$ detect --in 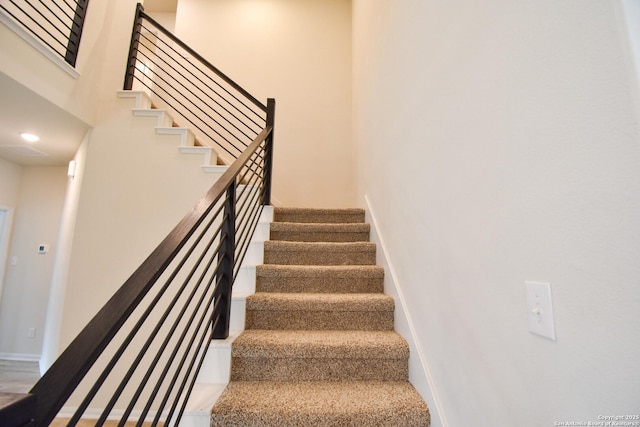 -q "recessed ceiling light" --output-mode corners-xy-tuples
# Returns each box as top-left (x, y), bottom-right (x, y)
(20, 132), (40, 142)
